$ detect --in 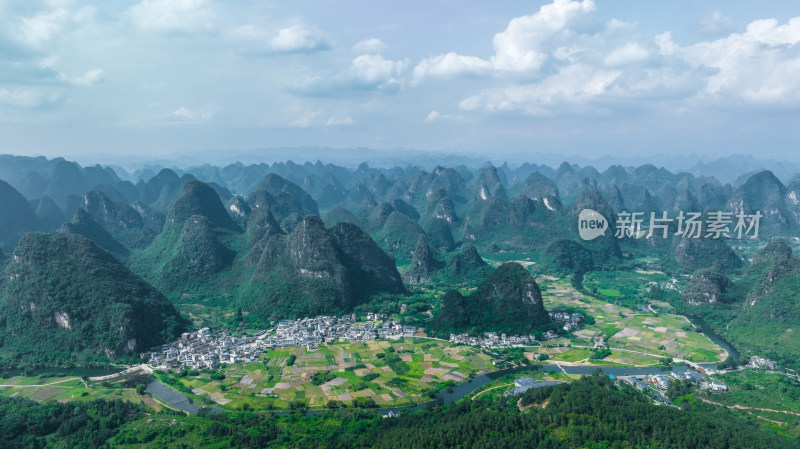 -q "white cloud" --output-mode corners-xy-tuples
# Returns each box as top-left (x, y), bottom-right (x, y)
(654, 32), (679, 56)
(745, 17), (800, 46)
(72, 69), (104, 86)
(18, 7), (70, 47)
(128, 0), (214, 33)
(38, 55), (61, 69)
(460, 64), (620, 114)
(349, 53), (406, 86)
(11, 1), (95, 48)
(0, 87), (64, 108)
(410, 2), (800, 115)
(411, 0), (596, 84)
(679, 17), (800, 102)
(490, 0), (596, 72)
(606, 18), (635, 30)
(289, 53), (407, 96)
(552, 46), (584, 62)
(412, 52), (492, 83)
(269, 24), (331, 53)
(699, 10), (735, 37)
(352, 38), (385, 53)
(603, 43), (649, 66)
(325, 116), (356, 126)
(172, 105), (216, 120)
(424, 110), (441, 123)
(229, 24), (269, 40)
(289, 110), (320, 128)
